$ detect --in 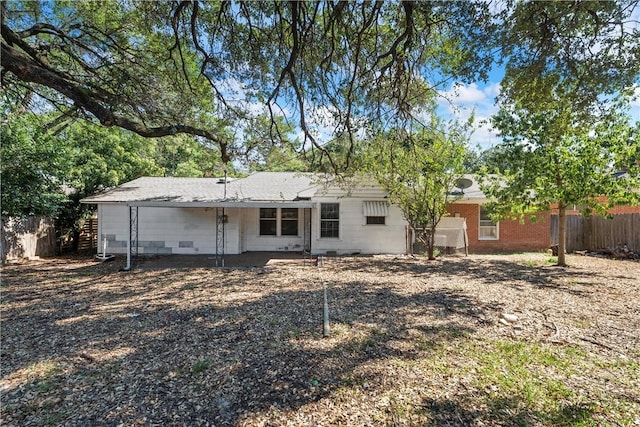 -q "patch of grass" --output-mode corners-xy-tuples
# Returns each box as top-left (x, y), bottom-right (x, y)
(190, 359), (210, 375)
(36, 379), (55, 393)
(286, 326), (303, 339)
(475, 341), (574, 399)
(24, 360), (62, 382)
(468, 340), (617, 425)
